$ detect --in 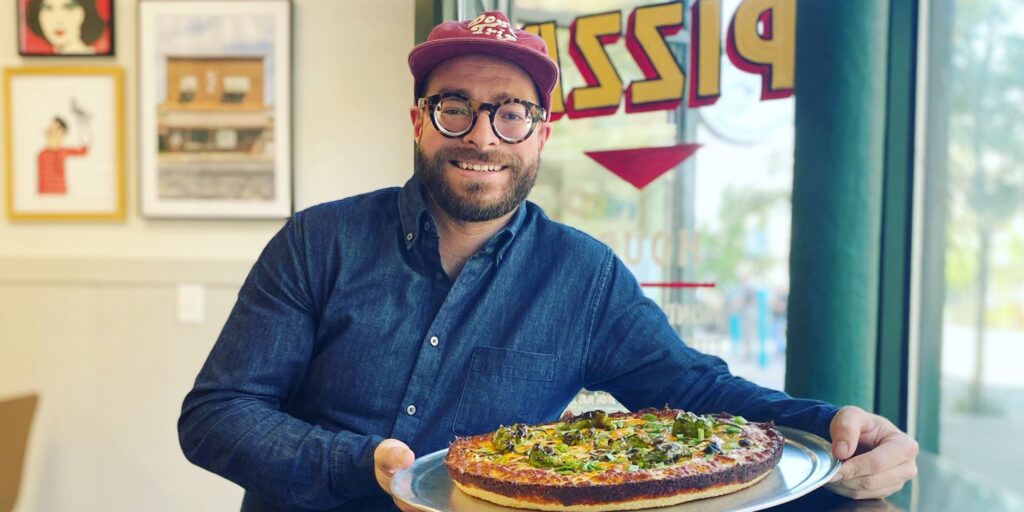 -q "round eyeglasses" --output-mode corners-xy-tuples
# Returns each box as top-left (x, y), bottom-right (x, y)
(417, 93), (547, 144)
